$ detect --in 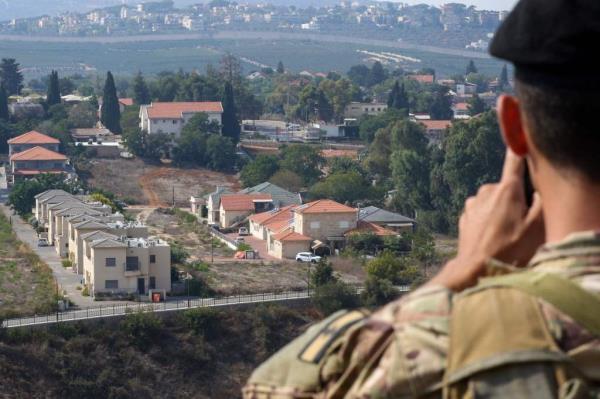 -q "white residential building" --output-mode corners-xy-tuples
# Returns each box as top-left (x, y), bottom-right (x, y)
(139, 102), (223, 137)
